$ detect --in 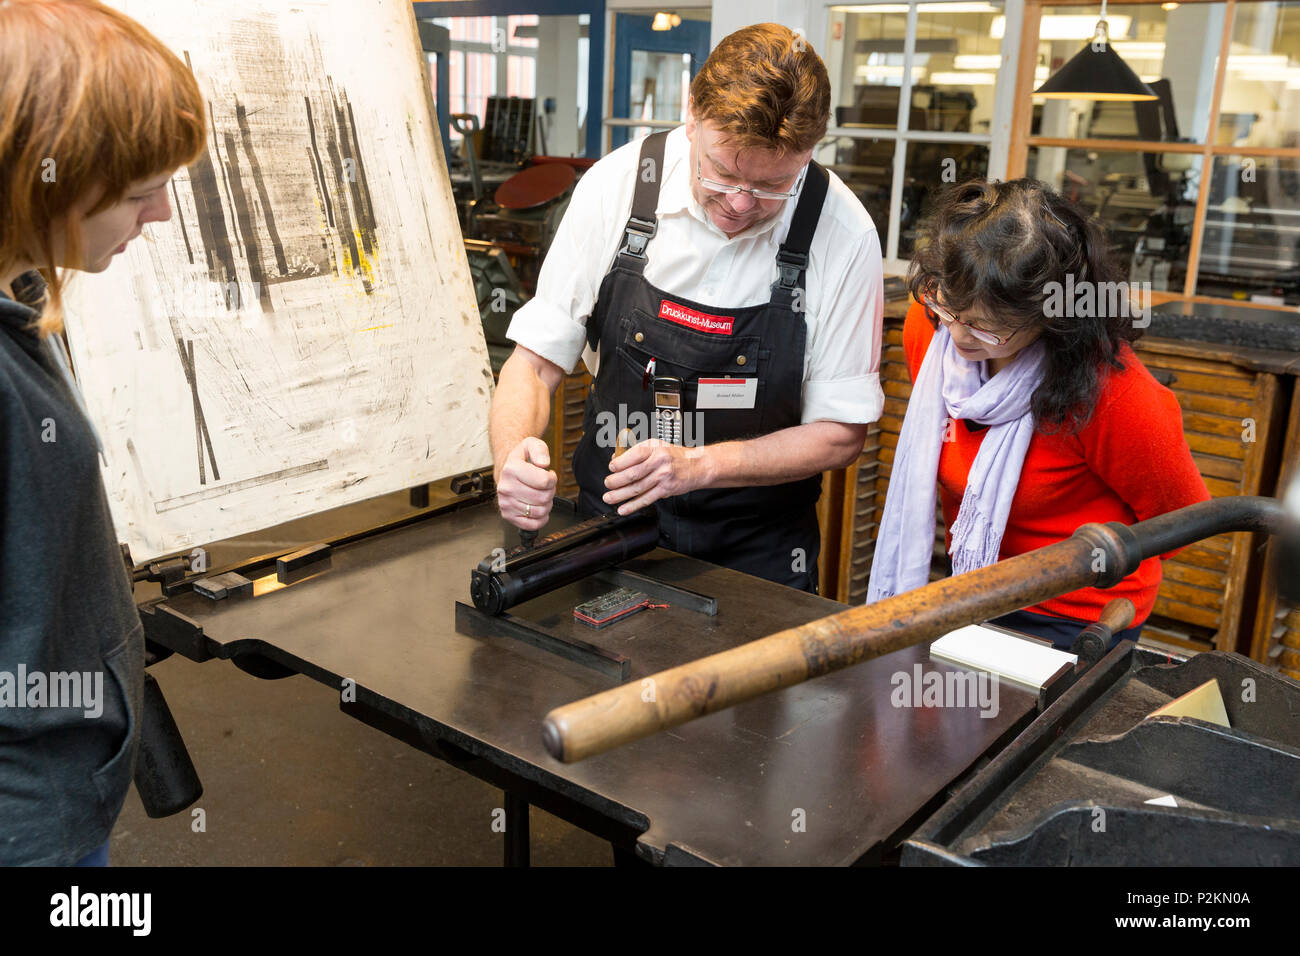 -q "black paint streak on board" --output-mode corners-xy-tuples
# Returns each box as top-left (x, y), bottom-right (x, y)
(321, 97), (368, 294)
(235, 103), (288, 277)
(306, 146), (328, 218)
(189, 340), (204, 484)
(172, 331), (220, 484)
(182, 56), (237, 297)
(222, 132), (274, 313)
(171, 178), (194, 265)
(319, 235), (339, 280)
(304, 98), (336, 230)
(345, 97), (377, 233)
(213, 113), (243, 254)
(155, 459), (328, 511)
(337, 94), (377, 257)
(303, 148), (339, 278)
